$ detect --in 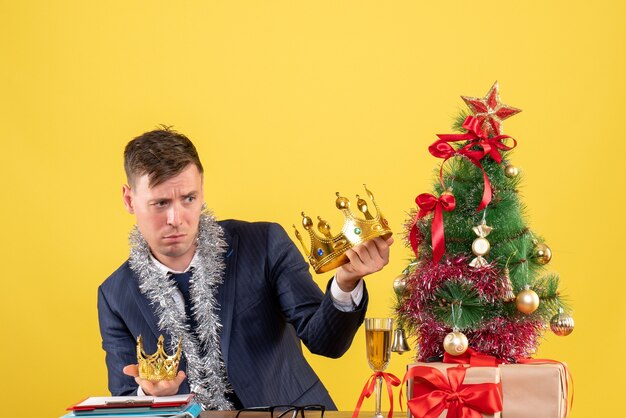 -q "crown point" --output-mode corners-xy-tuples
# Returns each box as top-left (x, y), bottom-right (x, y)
(293, 225), (309, 254)
(317, 217), (333, 239)
(336, 195), (350, 210)
(302, 214), (313, 230)
(356, 195), (374, 220)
